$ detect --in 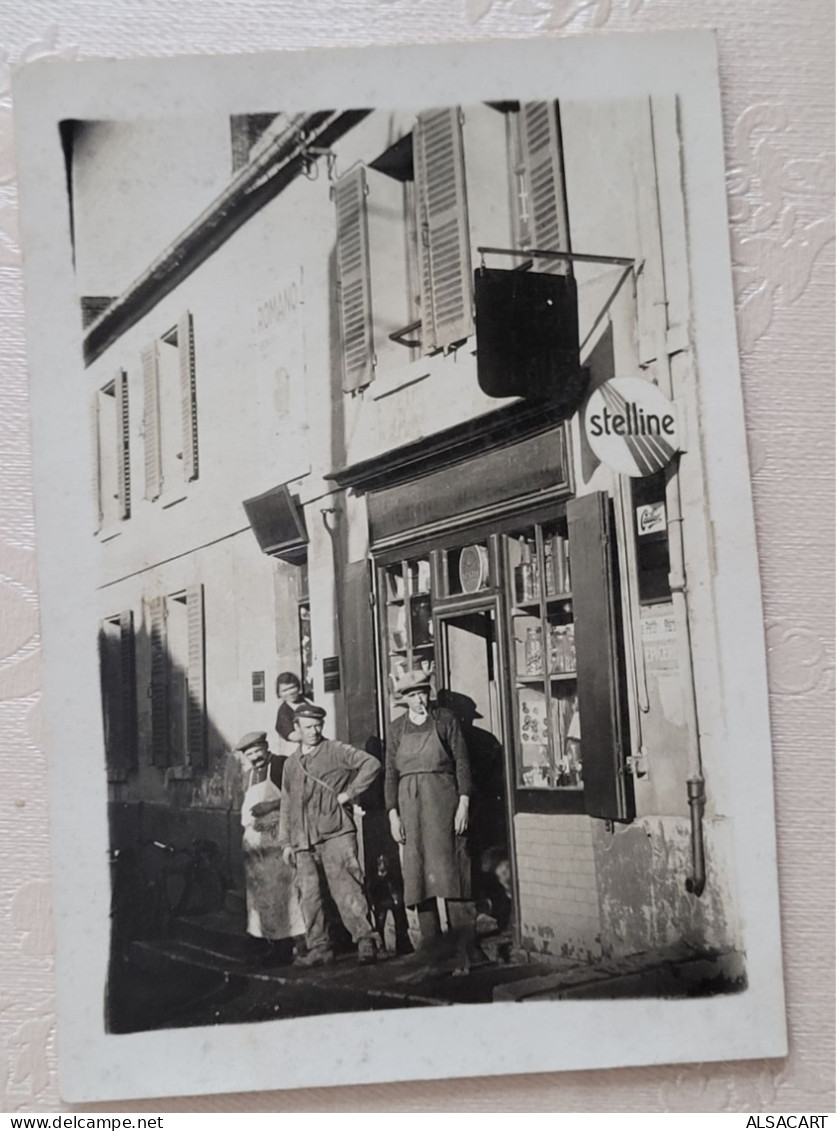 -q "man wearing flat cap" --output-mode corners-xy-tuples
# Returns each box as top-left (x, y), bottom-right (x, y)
(278, 703), (381, 966)
(235, 730), (304, 964)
